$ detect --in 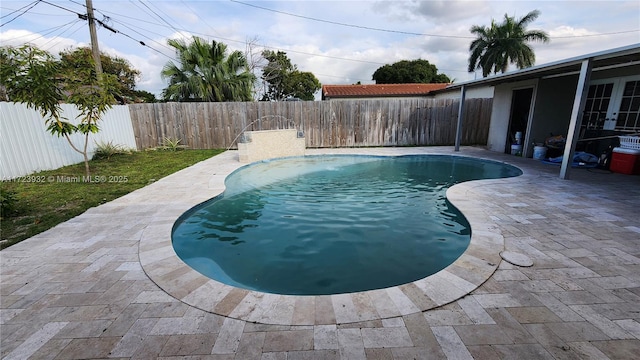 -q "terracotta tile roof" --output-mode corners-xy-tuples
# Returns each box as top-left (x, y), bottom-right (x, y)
(322, 83), (449, 99)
